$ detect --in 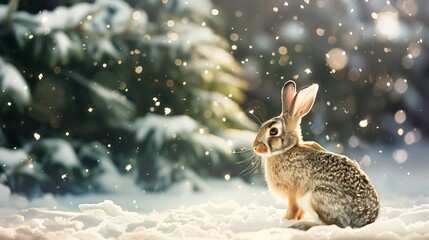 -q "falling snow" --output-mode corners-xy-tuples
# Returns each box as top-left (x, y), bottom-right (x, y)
(0, 0), (428, 239)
